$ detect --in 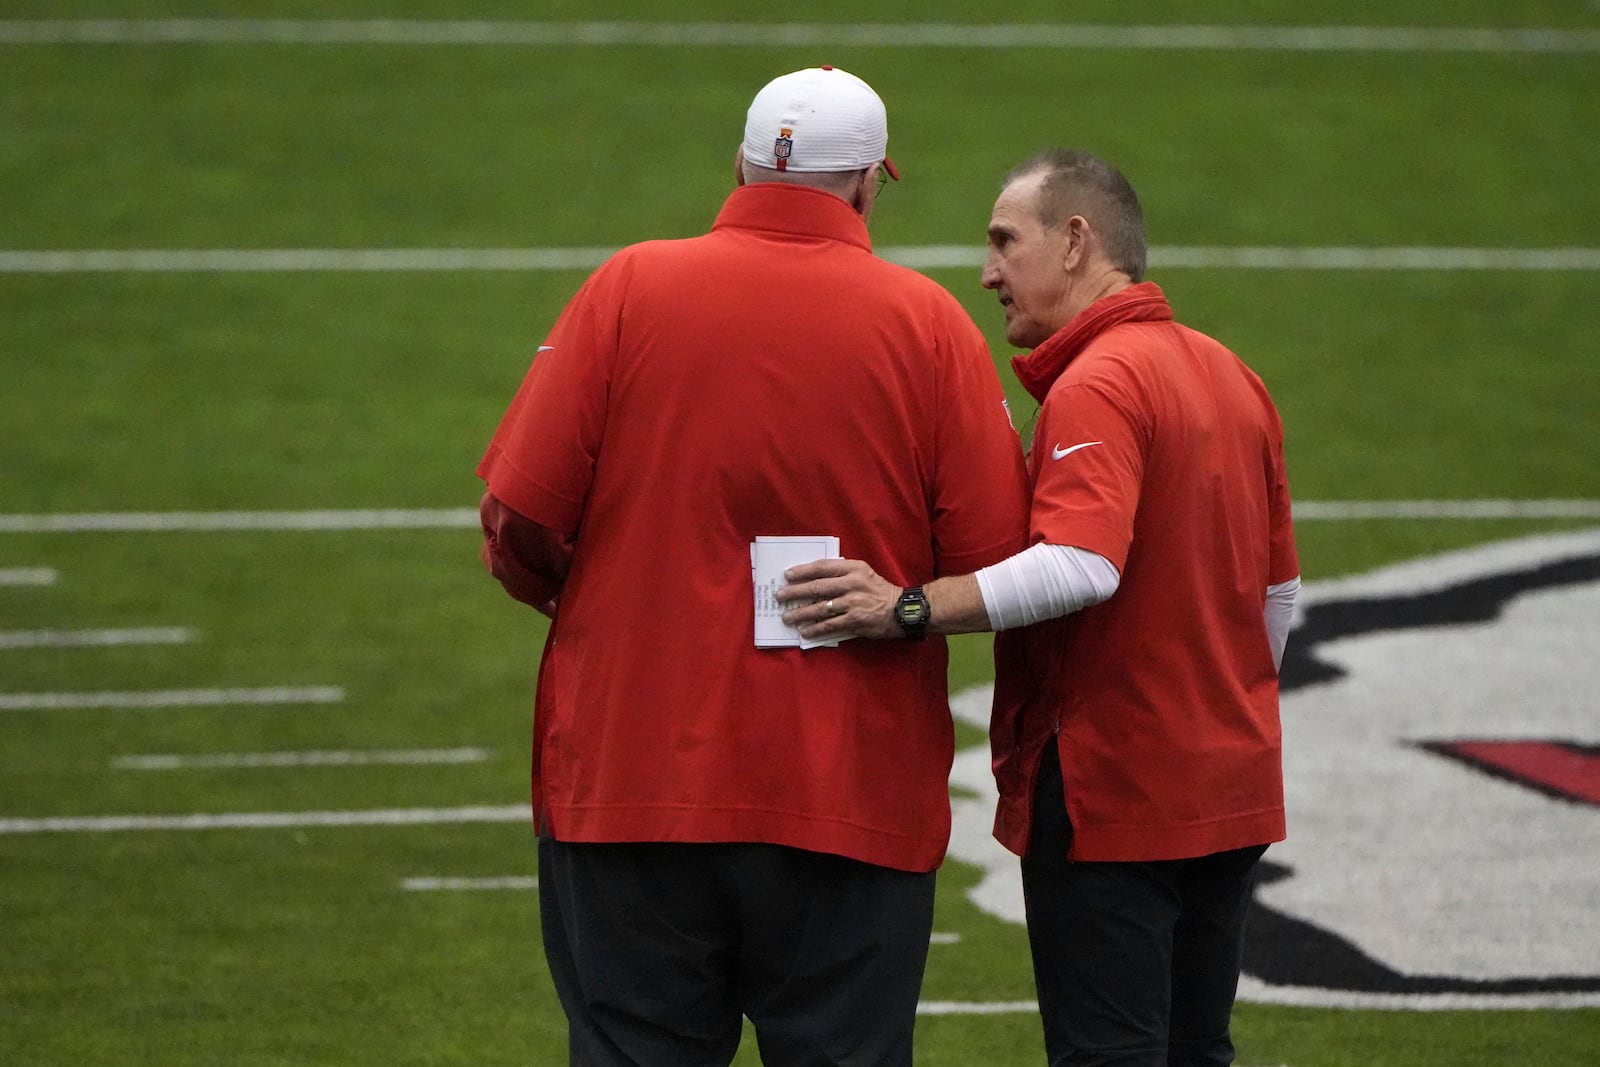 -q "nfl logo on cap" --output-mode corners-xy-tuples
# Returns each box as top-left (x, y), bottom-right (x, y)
(742, 66), (899, 181)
